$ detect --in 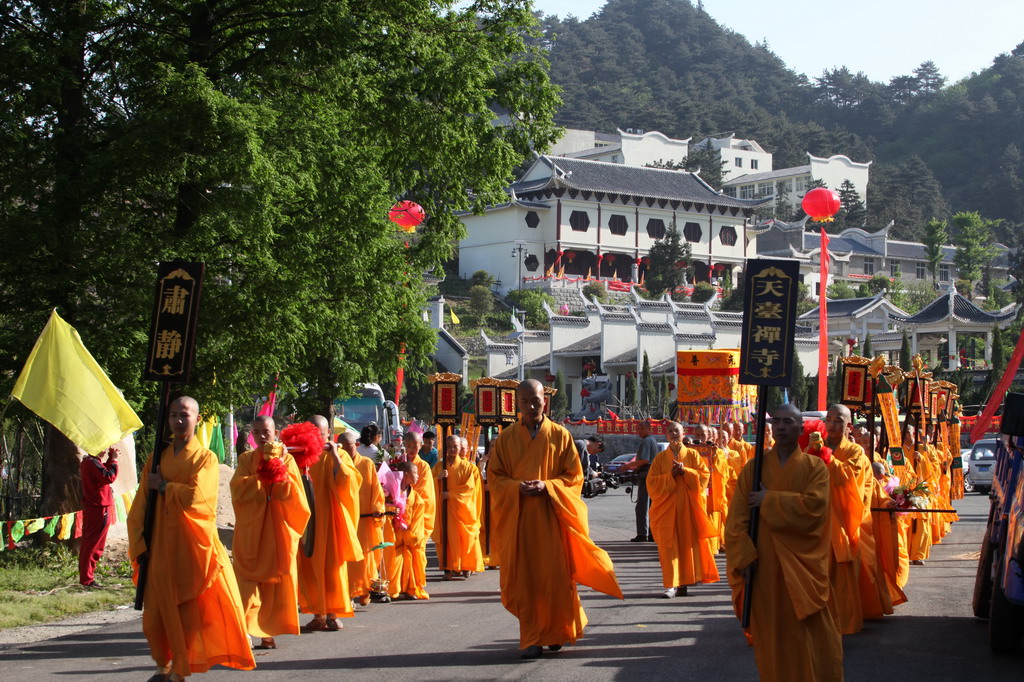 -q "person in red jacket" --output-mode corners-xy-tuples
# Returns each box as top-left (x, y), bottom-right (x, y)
(79, 446), (119, 586)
